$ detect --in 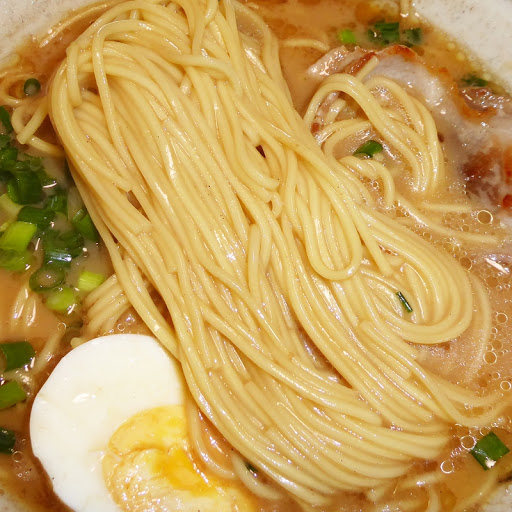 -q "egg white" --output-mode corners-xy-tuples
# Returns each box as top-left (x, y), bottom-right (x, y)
(29, 334), (184, 512)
